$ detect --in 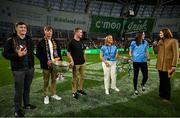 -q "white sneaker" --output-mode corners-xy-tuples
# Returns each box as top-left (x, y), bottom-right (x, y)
(51, 94), (62, 100)
(112, 87), (120, 92)
(56, 77), (60, 80)
(44, 96), (49, 104)
(60, 75), (64, 80)
(105, 89), (109, 95)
